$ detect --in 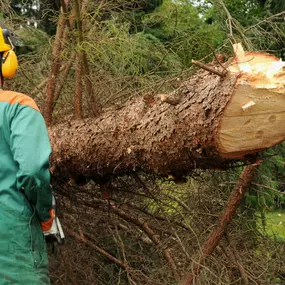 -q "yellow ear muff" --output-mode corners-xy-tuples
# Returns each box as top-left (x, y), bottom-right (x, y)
(2, 50), (18, 79)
